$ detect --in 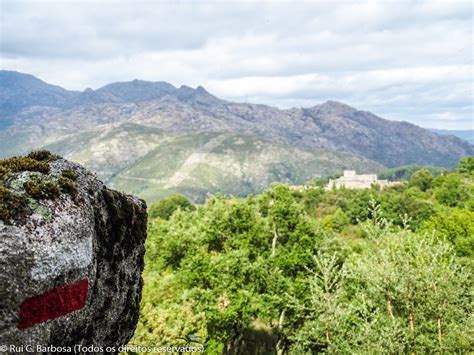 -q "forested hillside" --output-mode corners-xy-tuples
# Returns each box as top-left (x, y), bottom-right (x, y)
(130, 157), (473, 353)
